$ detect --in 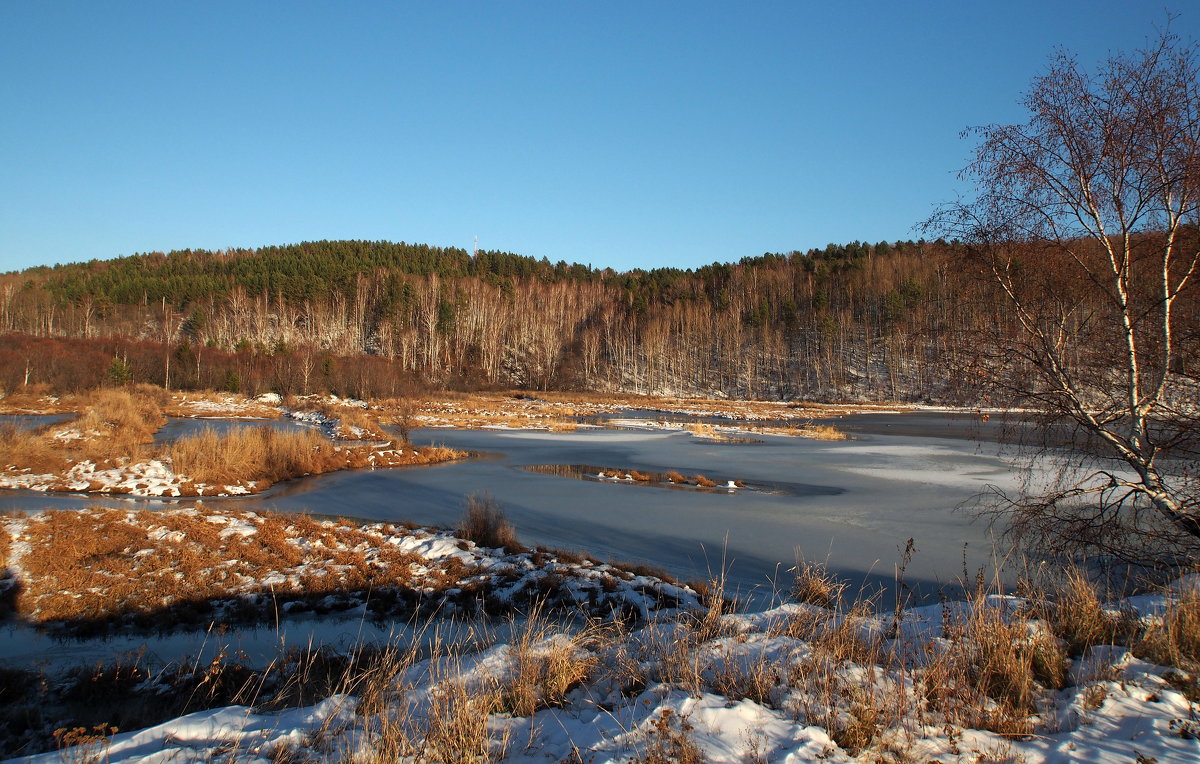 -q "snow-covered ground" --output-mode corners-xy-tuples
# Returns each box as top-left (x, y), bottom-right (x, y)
(7, 578), (1198, 764)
